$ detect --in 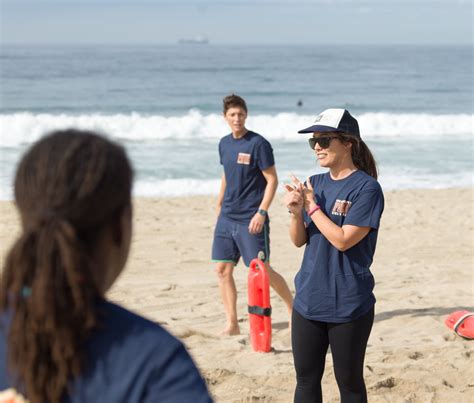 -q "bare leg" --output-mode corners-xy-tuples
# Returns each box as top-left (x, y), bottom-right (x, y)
(265, 262), (293, 316)
(215, 262), (240, 335)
